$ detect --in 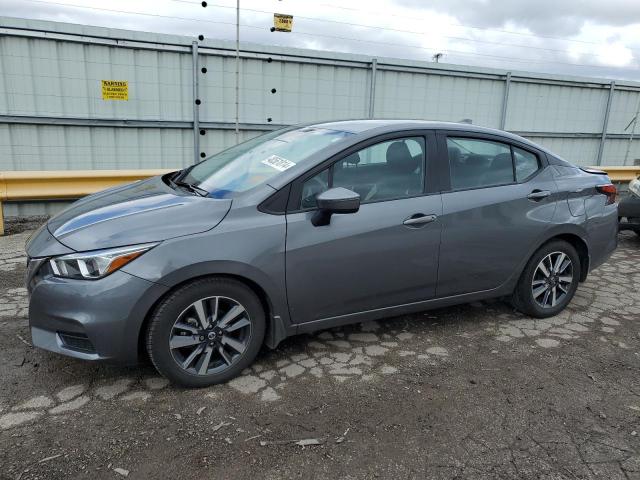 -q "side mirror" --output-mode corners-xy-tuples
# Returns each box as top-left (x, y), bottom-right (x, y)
(311, 187), (360, 226)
